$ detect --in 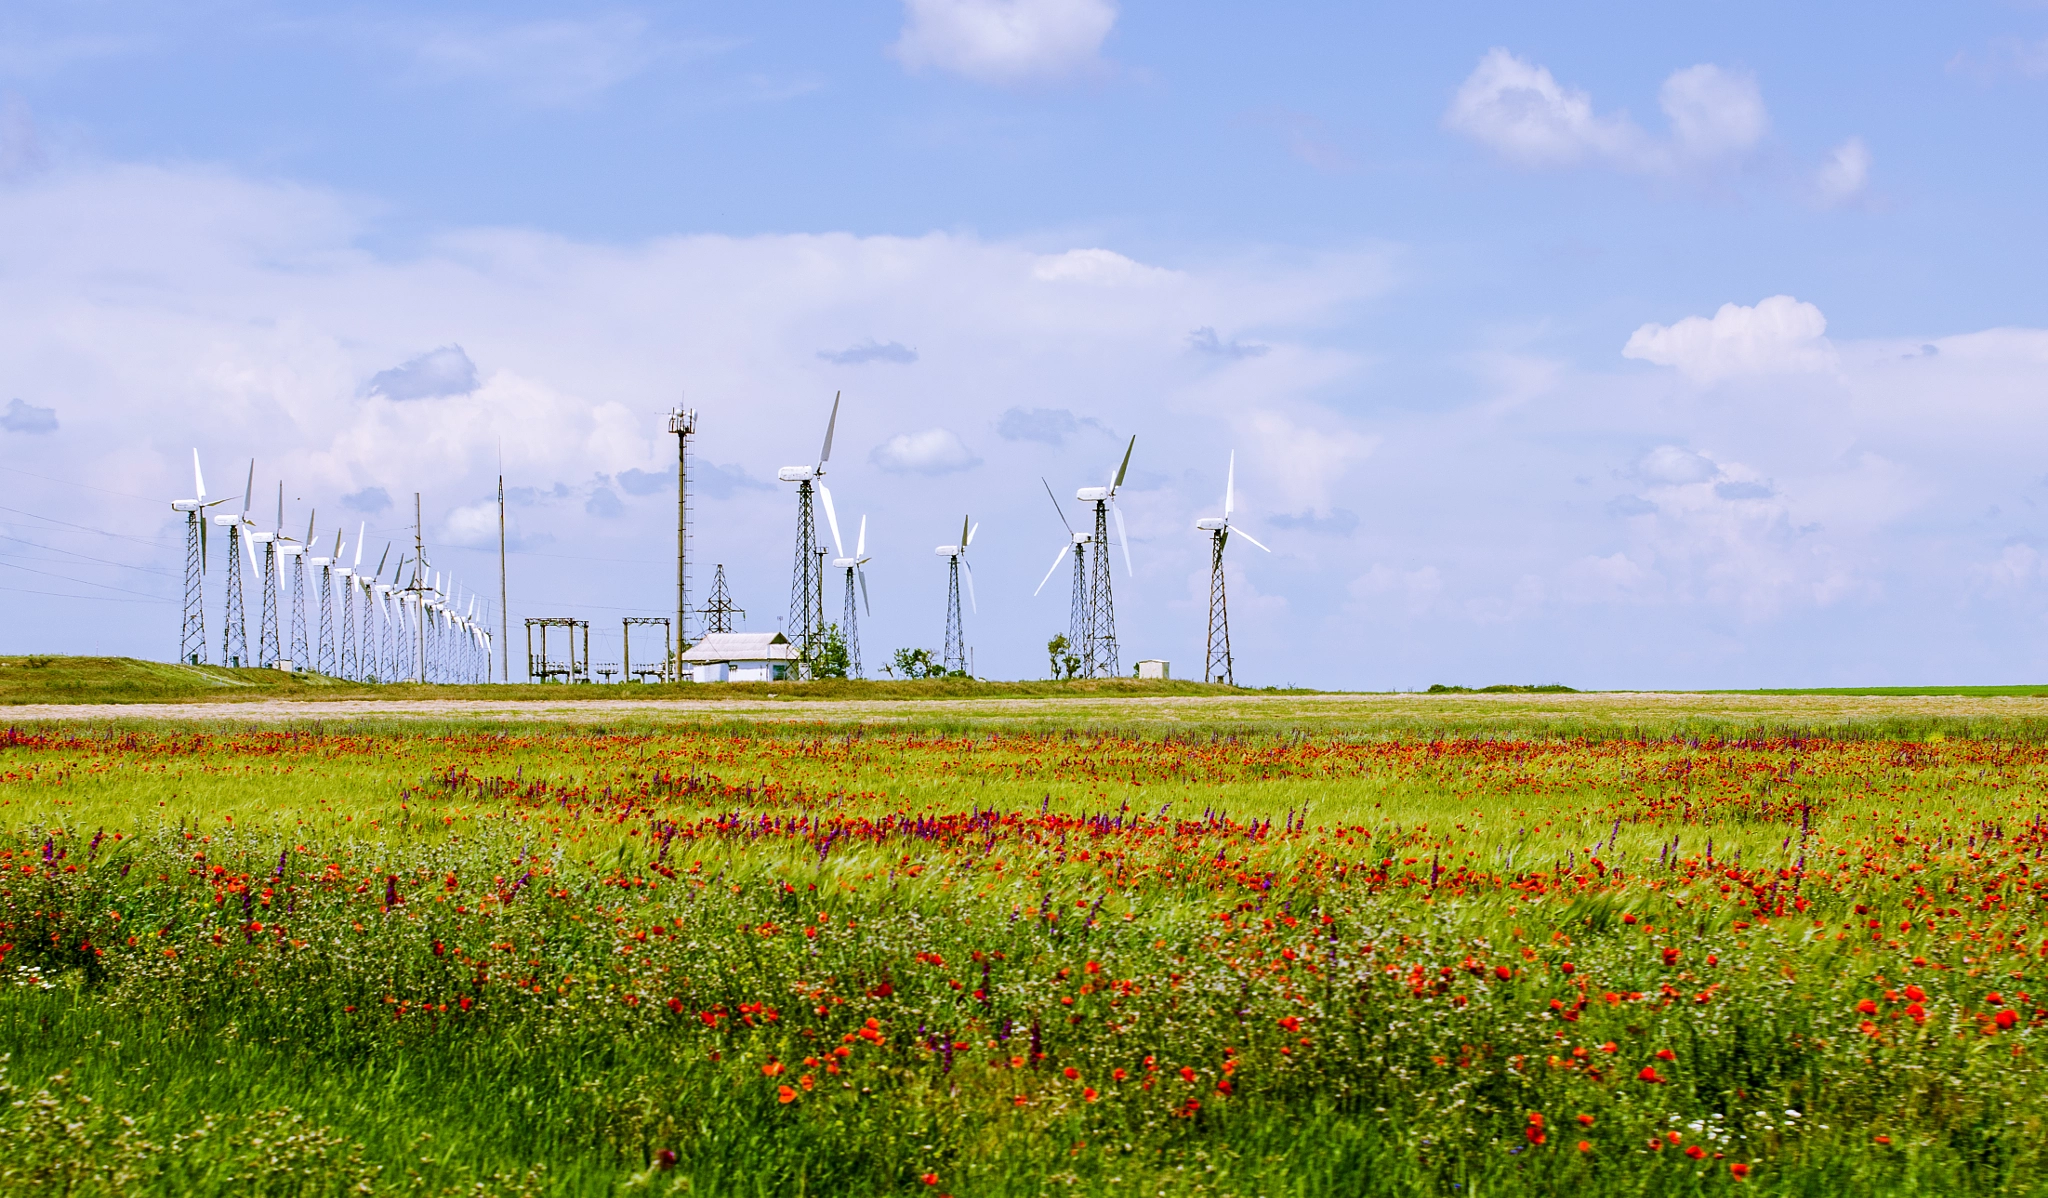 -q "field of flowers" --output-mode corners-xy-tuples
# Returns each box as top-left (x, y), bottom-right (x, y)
(5, 719), (2048, 1195)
